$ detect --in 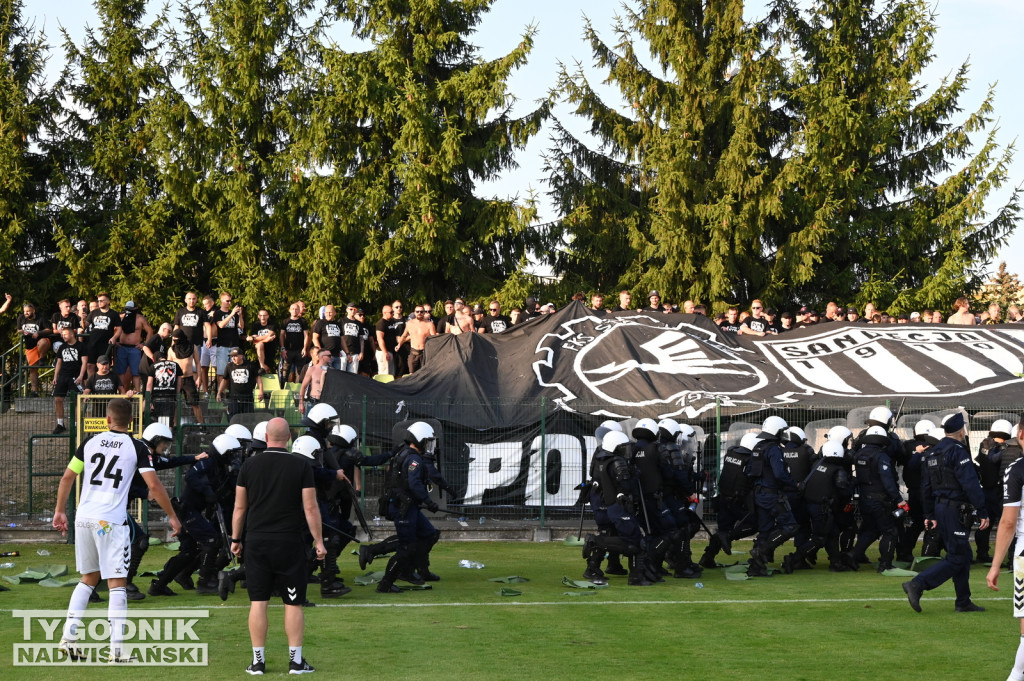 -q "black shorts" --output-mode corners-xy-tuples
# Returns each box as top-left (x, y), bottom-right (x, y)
(283, 350), (308, 368)
(244, 535), (308, 604)
(87, 341), (113, 364)
(182, 376), (199, 406)
(53, 373), (79, 398)
(152, 397), (176, 417)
